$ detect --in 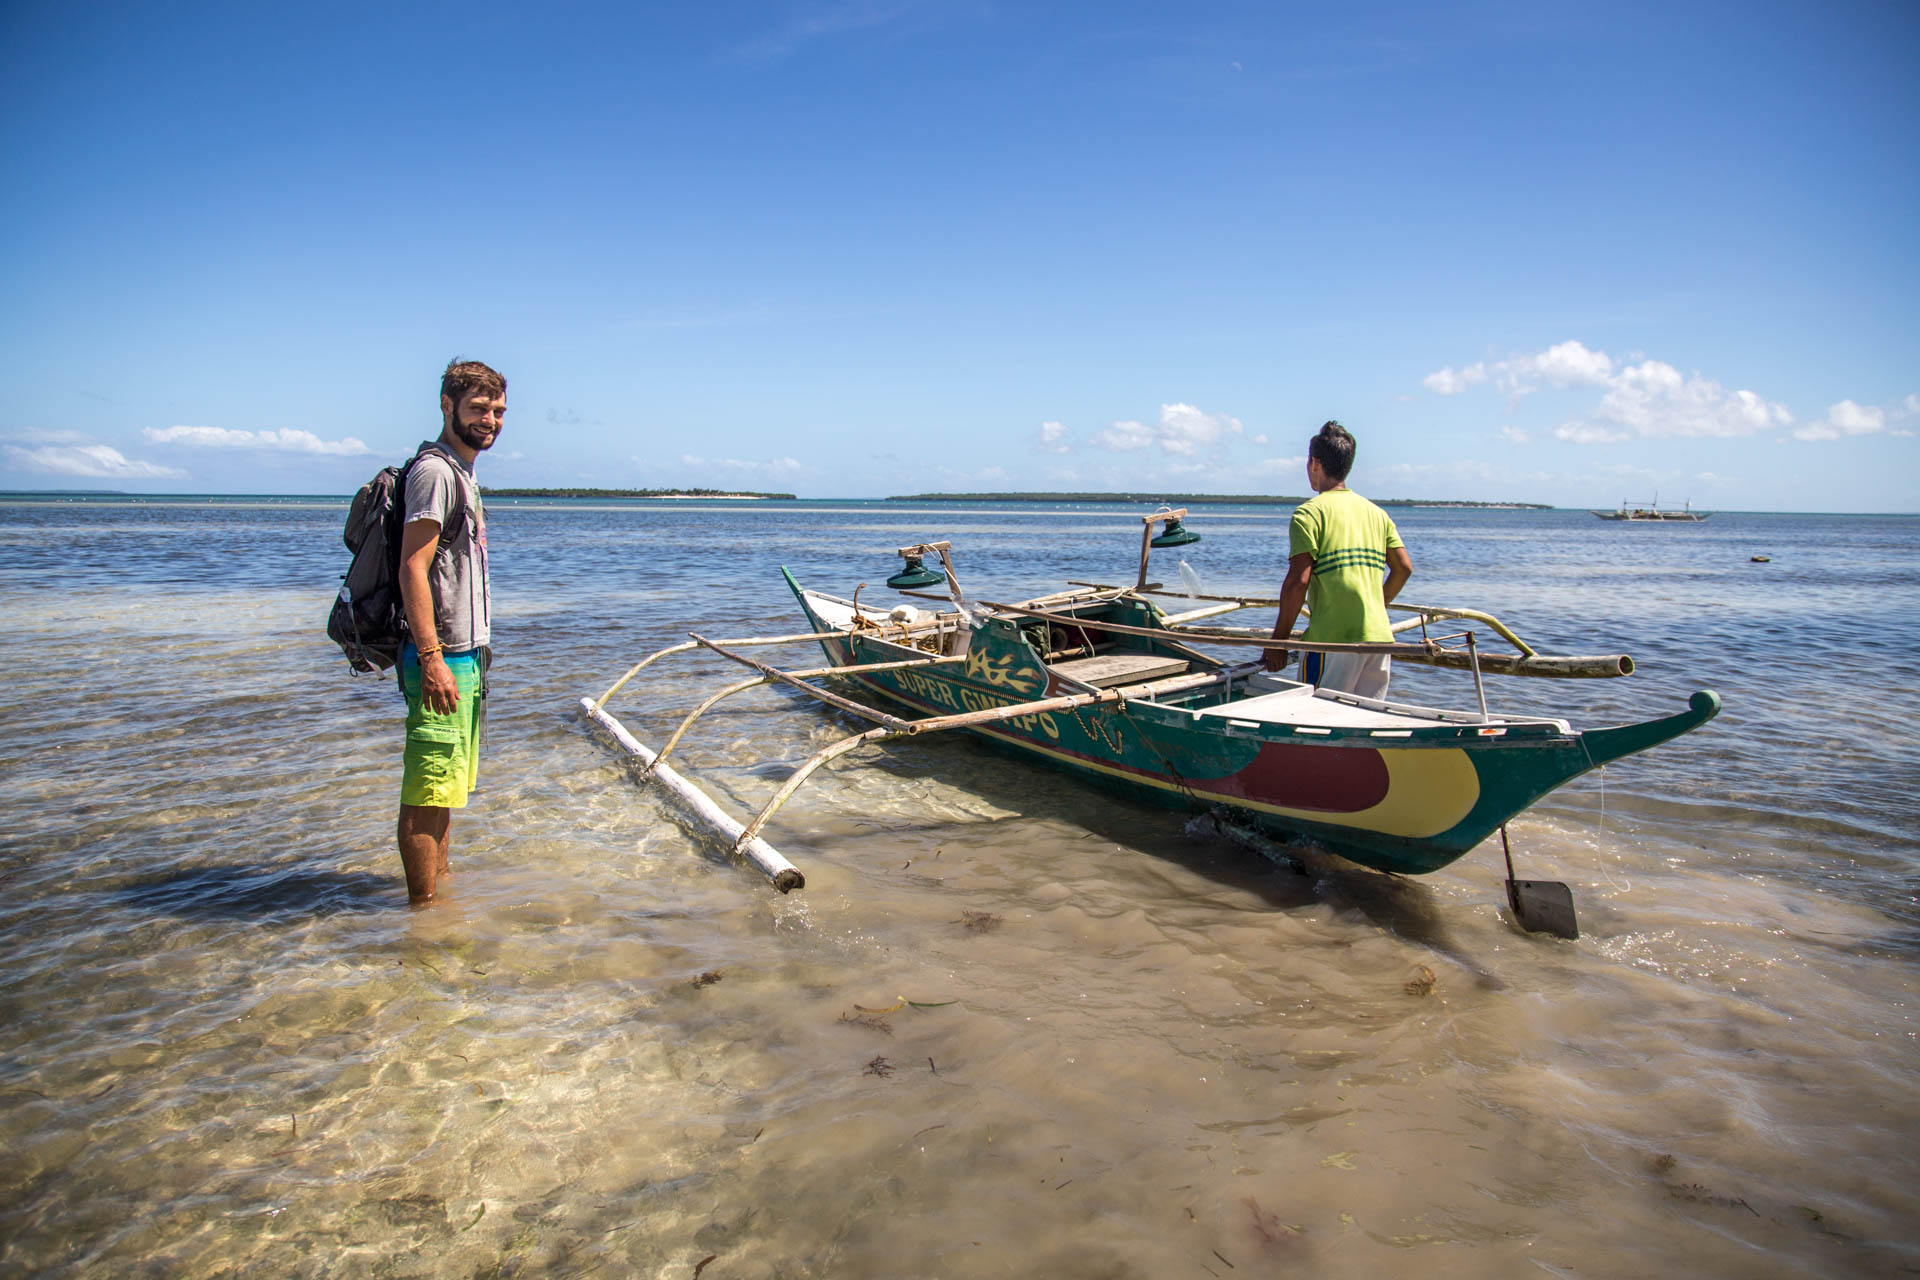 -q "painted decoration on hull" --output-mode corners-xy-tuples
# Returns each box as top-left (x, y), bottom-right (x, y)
(1198, 744), (1481, 840)
(965, 646), (1044, 696)
(1197, 739), (1389, 812)
(859, 658), (1484, 843)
